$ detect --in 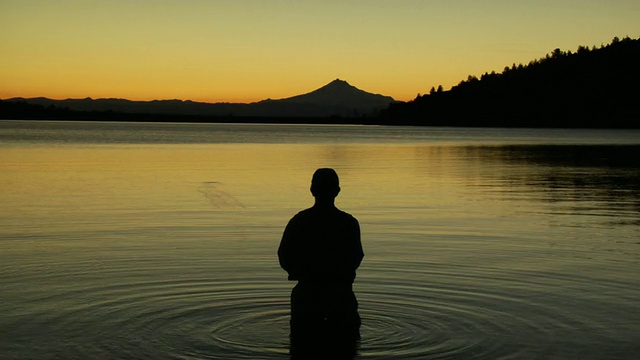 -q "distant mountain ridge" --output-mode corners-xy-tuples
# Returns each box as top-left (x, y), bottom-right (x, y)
(7, 37), (638, 128)
(6, 79), (395, 118)
(265, 79), (393, 107)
